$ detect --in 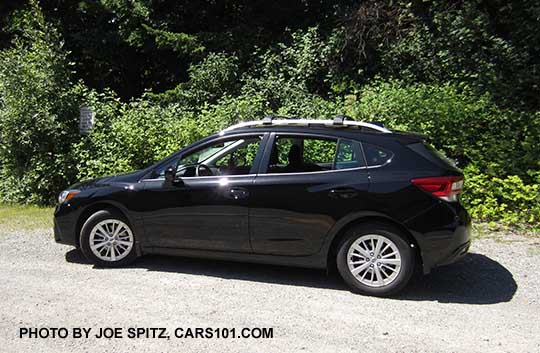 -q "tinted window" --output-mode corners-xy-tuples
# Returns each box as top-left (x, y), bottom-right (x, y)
(214, 139), (261, 171)
(267, 136), (336, 174)
(154, 137), (262, 178)
(179, 137), (262, 176)
(362, 143), (393, 167)
(304, 138), (337, 165)
(424, 144), (457, 167)
(267, 136), (364, 174)
(181, 140), (237, 165)
(336, 140), (365, 169)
